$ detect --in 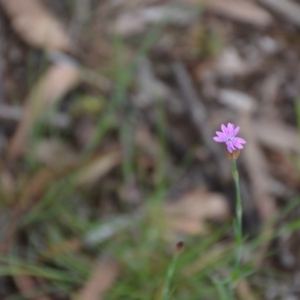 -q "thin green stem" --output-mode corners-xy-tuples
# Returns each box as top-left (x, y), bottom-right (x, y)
(212, 276), (233, 300)
(231, 159), (243, 284)
(162, 253), (179, 300)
